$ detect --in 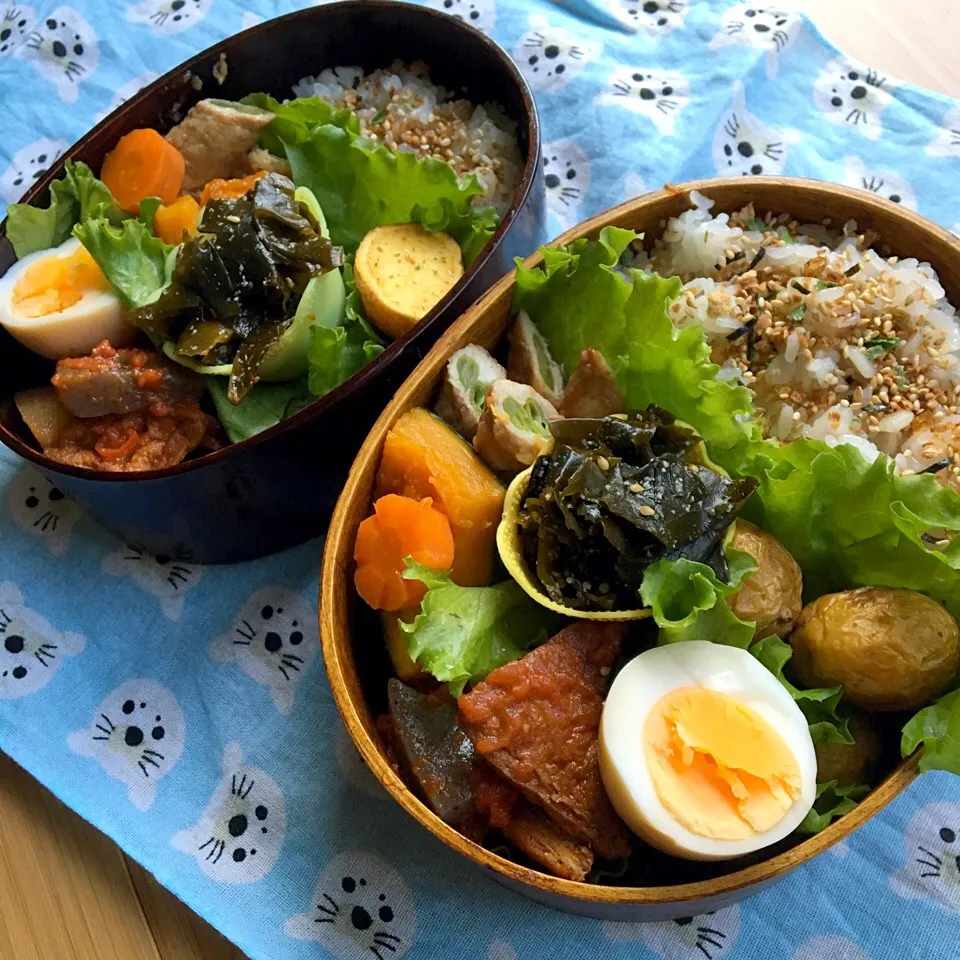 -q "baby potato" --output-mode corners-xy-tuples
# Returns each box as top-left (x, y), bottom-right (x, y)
(791, 587), (960, 712)
(814, 713), (880, 787)
(355, 224), (464, 340)
(727, 520), (803, 639)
